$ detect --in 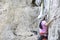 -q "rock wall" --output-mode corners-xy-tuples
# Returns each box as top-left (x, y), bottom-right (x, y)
(48, 0), (60, 40)
(0, 0), (60, 40)
(0, 0), (40, 40)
